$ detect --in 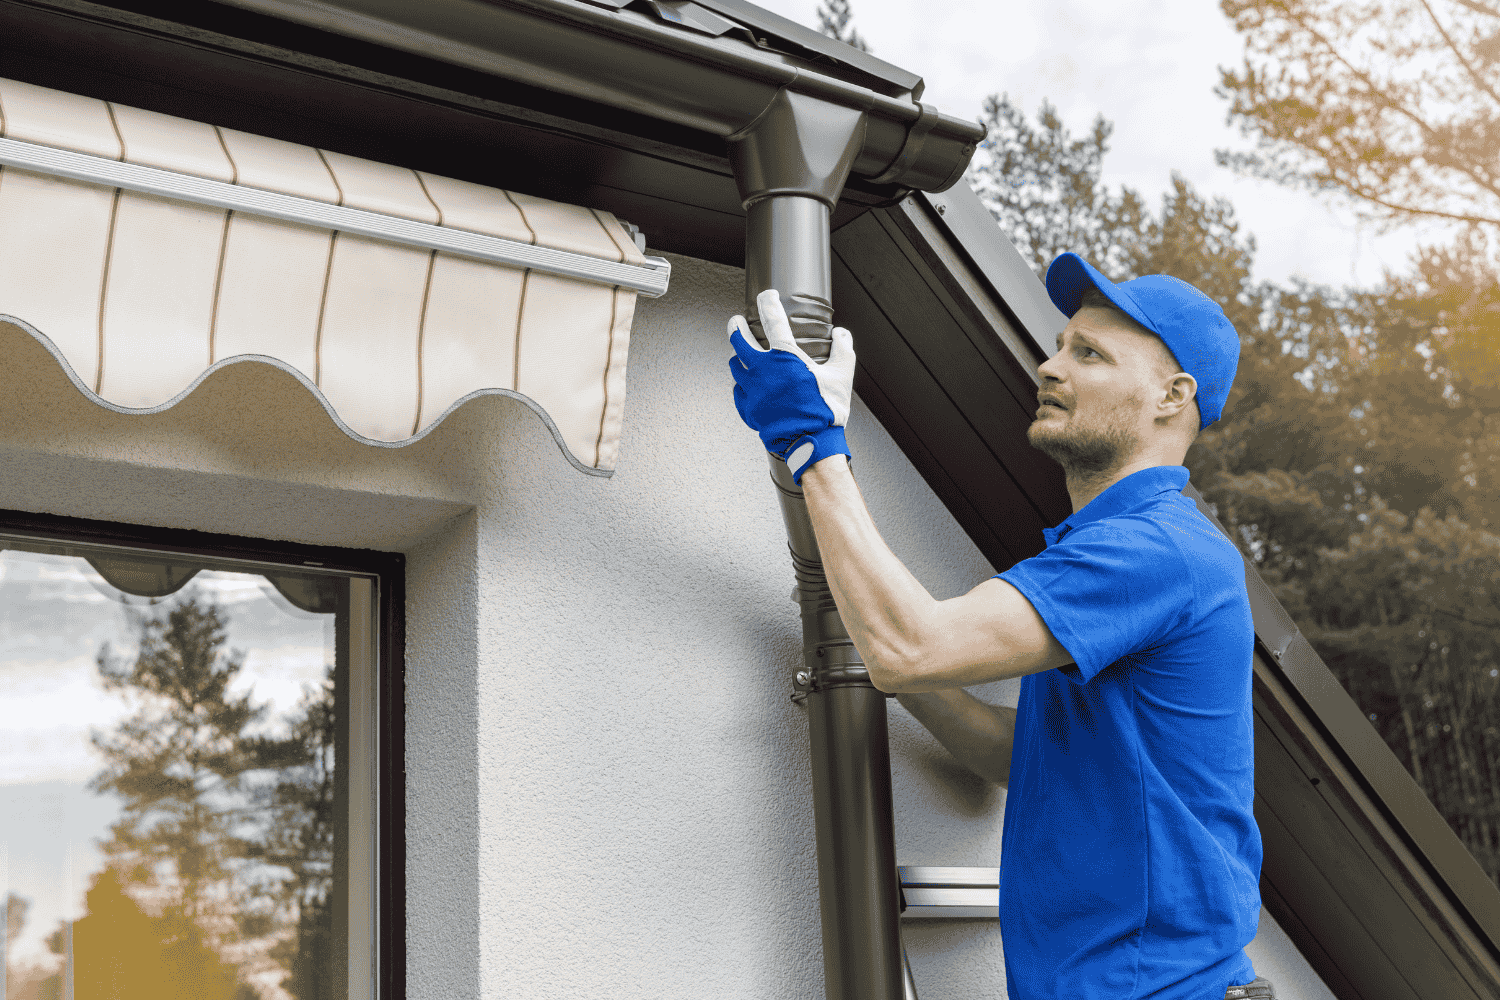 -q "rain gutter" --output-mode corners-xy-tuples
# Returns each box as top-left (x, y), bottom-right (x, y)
(209, 0), (984, 194)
